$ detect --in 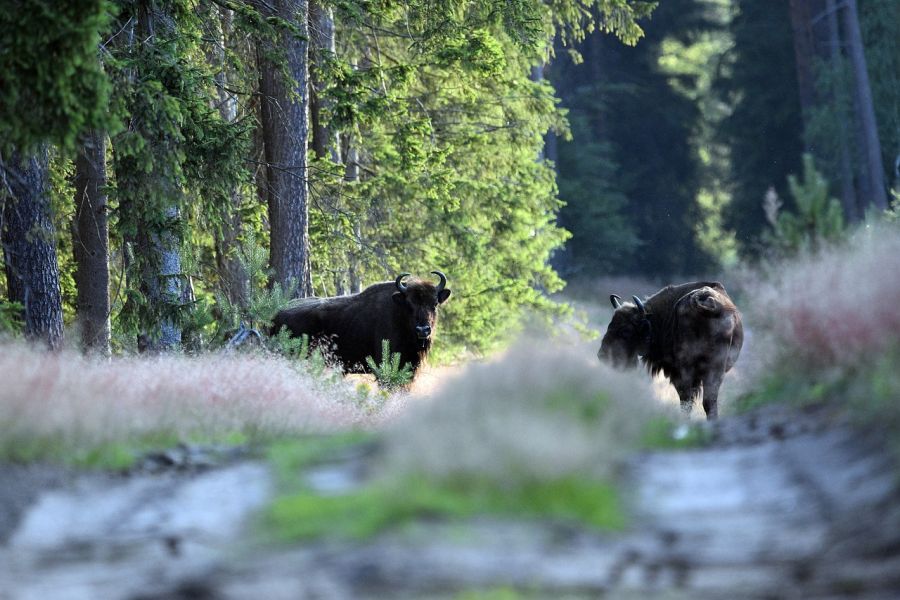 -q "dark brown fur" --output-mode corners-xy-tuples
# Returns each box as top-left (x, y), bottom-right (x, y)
(598, 281), (743, 419)
(270, 276), (450, 377)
